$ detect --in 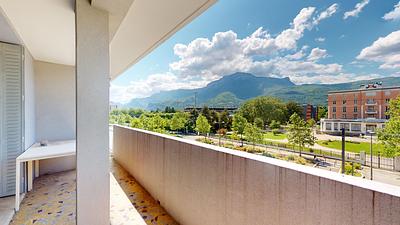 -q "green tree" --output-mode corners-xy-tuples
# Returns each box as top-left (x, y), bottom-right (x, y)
(287, 113), (315, 156)
(317, 106), (327, 120)
(201, 106), (212, 124)
(285, 101), (304, 121)
(219, 109), (231, 130)
(195, 114), (211, 139)
(378, 97), (400, 157)
(244, 123), (263, 150)
(254, 117), (264, 129)
(269, 120), (281, 130)
(232, 114), (247, 146)
(307, 118), (316, 127)
(170, 112), (188, 132)
(130, 117), (143, 129)
(239, 96), (286, 125)
(152, 114), (167, 132)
